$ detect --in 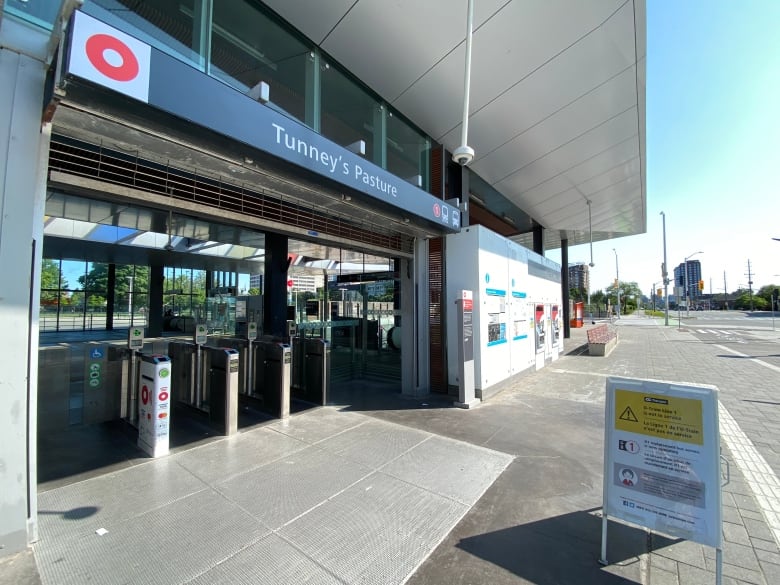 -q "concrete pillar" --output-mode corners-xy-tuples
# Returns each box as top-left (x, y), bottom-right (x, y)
(147, 265), (164, 336)
(263, 232), (289, 338)
(561, 238), (570, 339)
(532, 225), (545, 256)
(401, 239), (429, 396)
(0, 19), (51, 555)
